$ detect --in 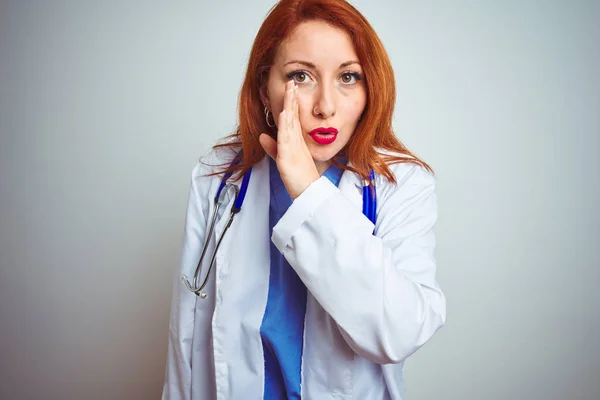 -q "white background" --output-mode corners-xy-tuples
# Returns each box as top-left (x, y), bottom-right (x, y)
(1, 0), (598, 399)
